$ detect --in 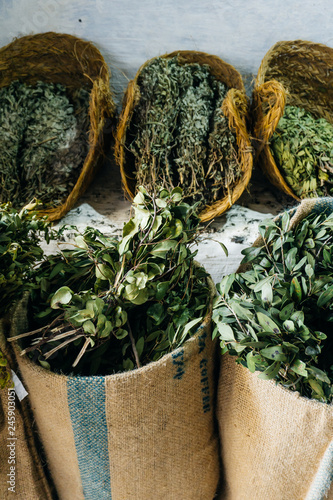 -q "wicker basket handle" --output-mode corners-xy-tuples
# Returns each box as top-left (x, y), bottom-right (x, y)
(222, 88), (250, 153)
(252, 79), (287, 160)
